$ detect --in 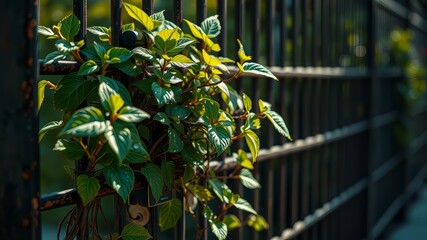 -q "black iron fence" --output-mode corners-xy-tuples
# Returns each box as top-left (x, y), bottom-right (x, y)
(1, 0), (427, 239)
